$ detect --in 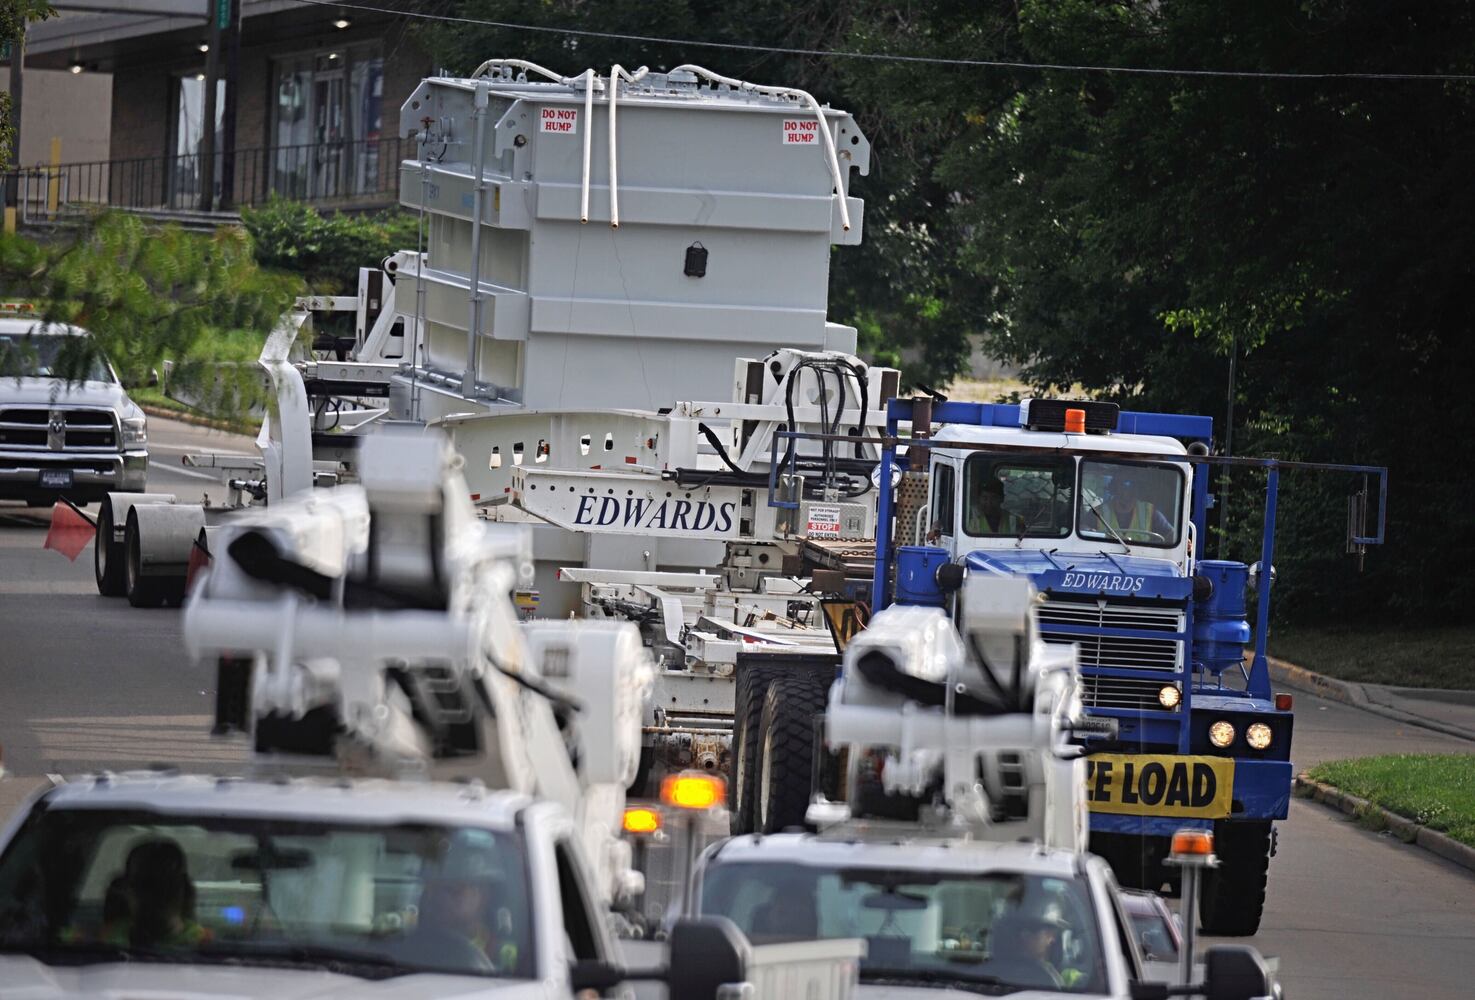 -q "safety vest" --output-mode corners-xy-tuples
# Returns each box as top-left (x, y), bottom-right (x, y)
(1101, 500), (1154, 534)
(972, 507), (1021, 535)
